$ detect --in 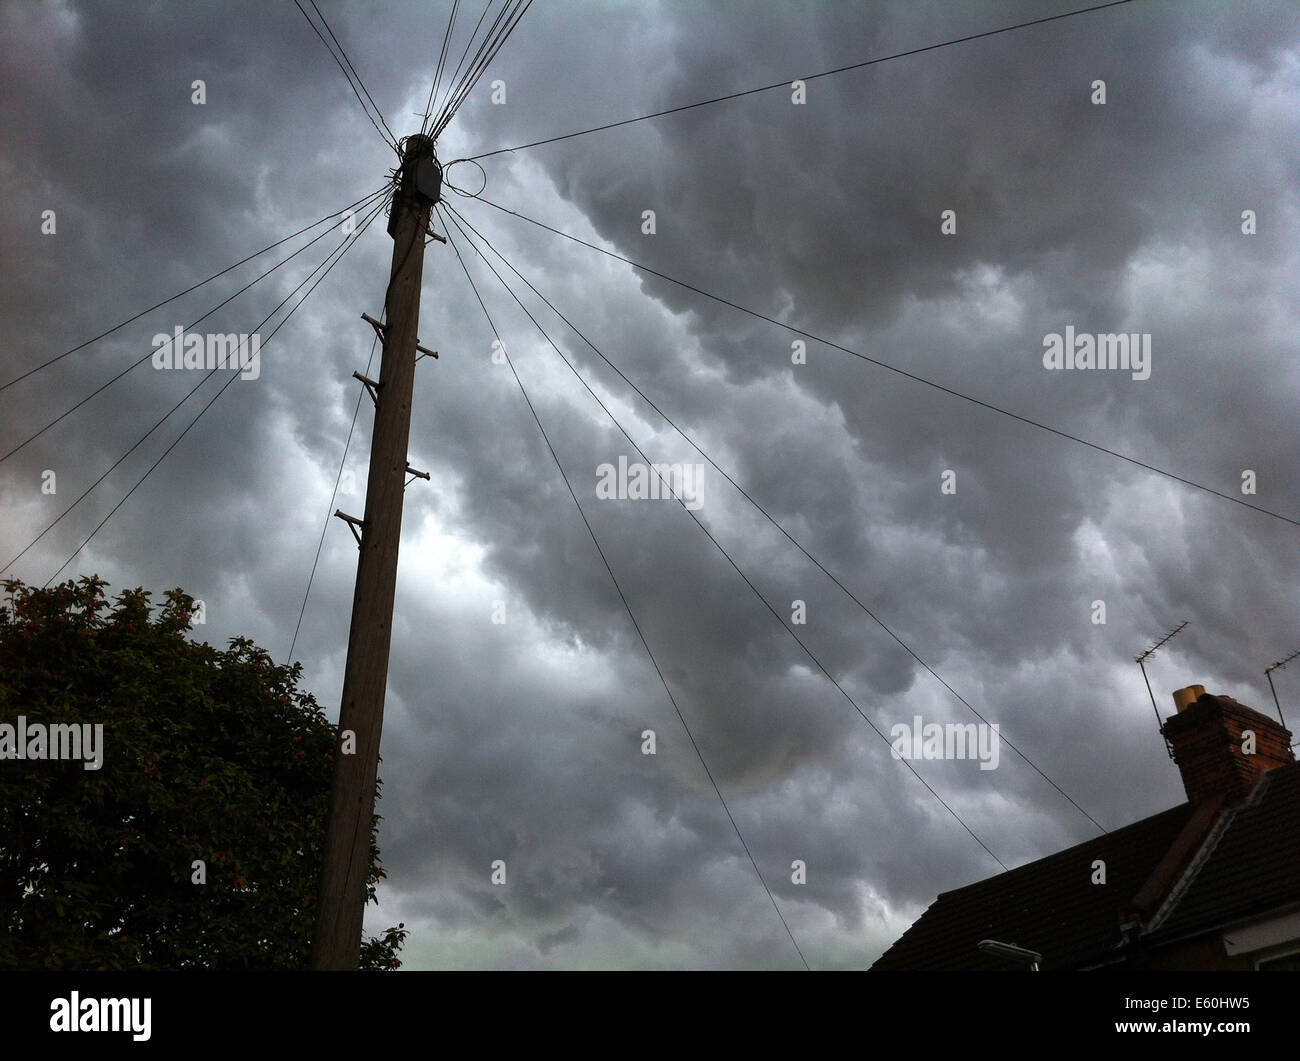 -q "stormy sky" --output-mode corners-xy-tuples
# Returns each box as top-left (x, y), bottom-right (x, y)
(1, 0), (1297, 969)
